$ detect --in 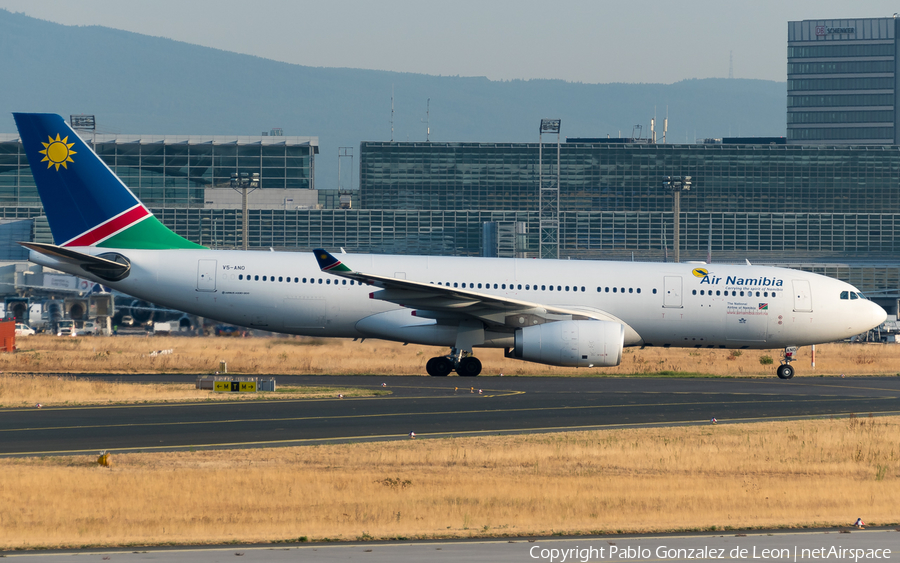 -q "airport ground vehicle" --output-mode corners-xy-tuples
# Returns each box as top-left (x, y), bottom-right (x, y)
(15, 323), (35, 336)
